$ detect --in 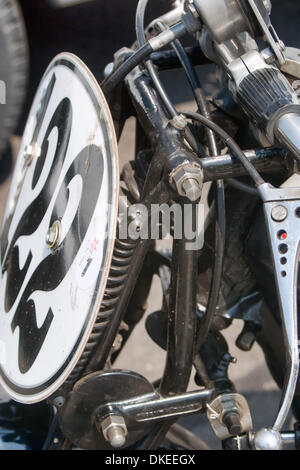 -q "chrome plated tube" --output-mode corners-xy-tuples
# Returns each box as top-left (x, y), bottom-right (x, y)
(275, 113), (300, 160)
